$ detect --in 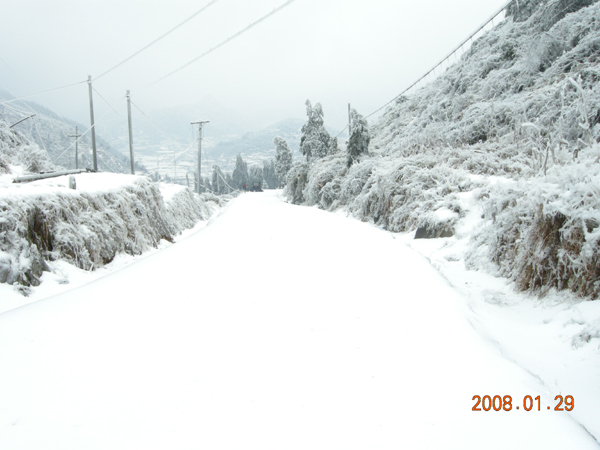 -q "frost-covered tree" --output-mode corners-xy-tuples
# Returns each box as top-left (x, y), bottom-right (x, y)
(212, 165), (227, 194)
(202, 176), (212, 193)
(232, 153), (249, 190)
(263, 159), (279, 189)
(274, 136), (293, 186)
(248, 165), (263, 190)
(225, 173), (234, 193)
(347, 109), (370, 167)
(329, 136), (339, 154)
(300, 100), (332, 162)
